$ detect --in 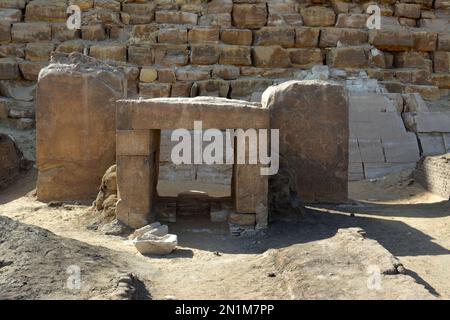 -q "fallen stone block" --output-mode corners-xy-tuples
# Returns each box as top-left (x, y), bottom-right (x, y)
(131, 222), (168, 240)
(134, 234), (177, 255)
